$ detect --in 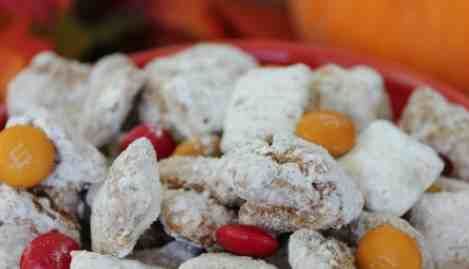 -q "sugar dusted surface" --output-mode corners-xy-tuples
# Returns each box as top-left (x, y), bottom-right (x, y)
(141, 43), (257, 139)
(79, 54), (145, 146)
(400, 88), (469, 182)
(229, 134), (363, 233)
(0, 223), (38, 269)
(311, 64), (391, 130)
(71, 251), (164, 269)
(0, 184), (80, 242)
(160, 190), (235, 248)
(7, 52), (144, 147)
(91, 138), (161, 258)
(340, 120), (443, 216)
(221, 64), (315, 152)
(410, 191), (469, 268)
(288, 229), (355, 269)
(179, 253), (277, 269)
